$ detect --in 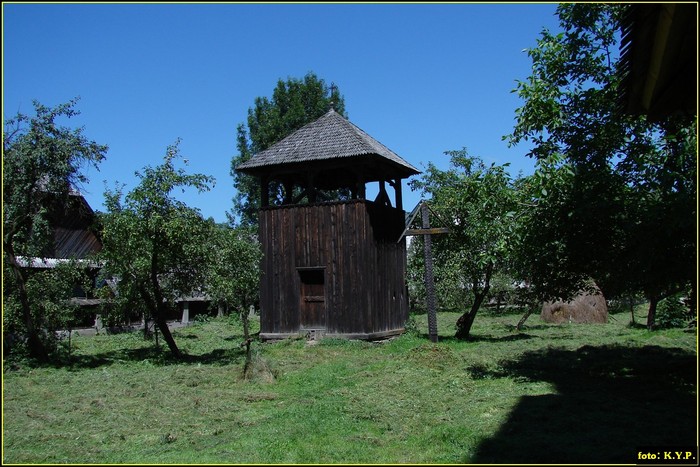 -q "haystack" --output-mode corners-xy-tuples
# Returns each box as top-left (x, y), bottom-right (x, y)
(541, 285), (608, 324)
